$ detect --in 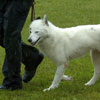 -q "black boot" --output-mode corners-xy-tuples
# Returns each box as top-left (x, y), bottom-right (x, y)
(22, 53), (43, 83)
(1, 56), (22, 91)
(0, 85), (22, 91)
(0, 84), (22, 91)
